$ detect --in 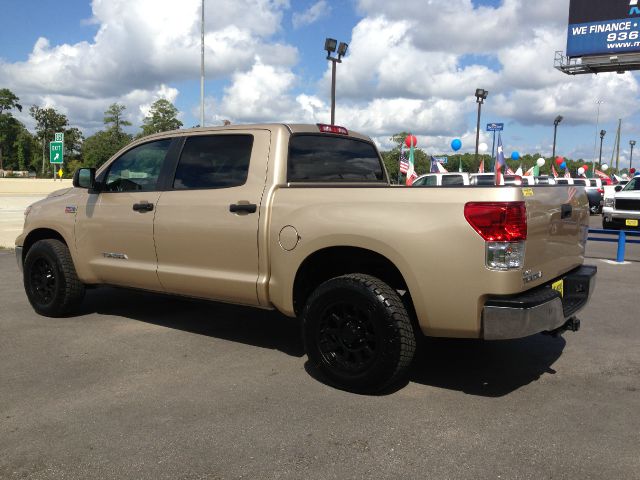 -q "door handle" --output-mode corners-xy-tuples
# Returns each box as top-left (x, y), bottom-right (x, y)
(132, 202), (154, 212)
(229, 203), (257, 214)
